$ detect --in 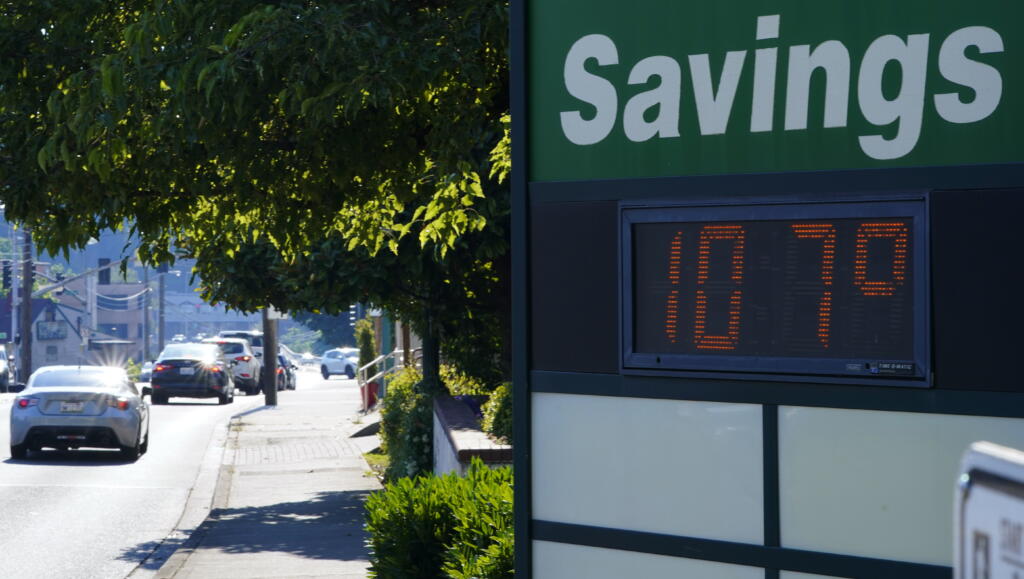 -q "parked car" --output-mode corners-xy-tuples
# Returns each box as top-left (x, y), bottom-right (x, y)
(276, 354), (298, 391)
(0, 344), (12, 392)
(217, 330), (264, 358)
(202, 337), (263, 395)
(9, 365), (150, 460)
(138, 360), (154, 382)
(150, 343), (235, 405)
(320, 347), (358, 380)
